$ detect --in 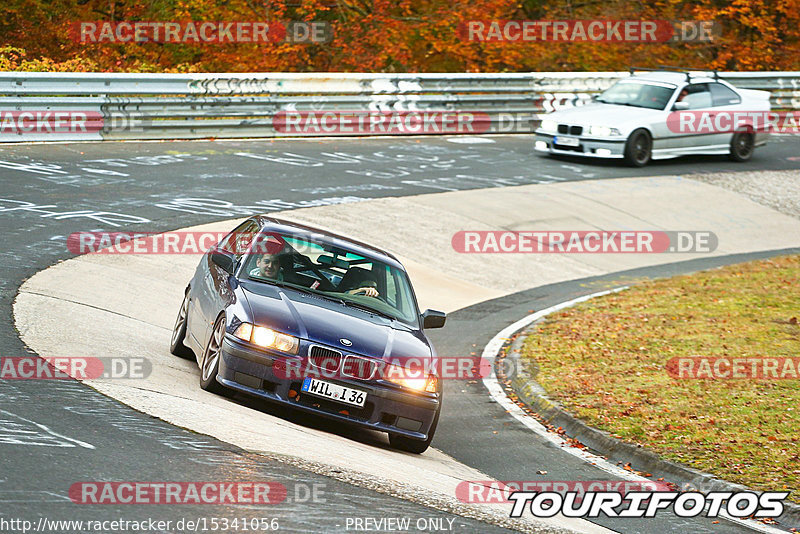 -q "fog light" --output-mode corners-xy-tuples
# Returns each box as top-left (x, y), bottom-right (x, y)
(596, 148), (612, 157)
(535, 141), (548, 150)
